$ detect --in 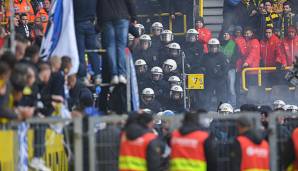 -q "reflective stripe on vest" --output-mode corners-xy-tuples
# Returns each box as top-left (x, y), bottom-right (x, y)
(237, 136), (270, 171)
(119, 132), (157, 171)
(170, 130), (208, 171)
(170, 157), (207, 171)
(292, 128), (298, 170)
